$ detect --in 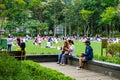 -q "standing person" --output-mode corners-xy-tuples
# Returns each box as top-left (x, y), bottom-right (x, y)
(33, 37), (37, 45)
(16, 38), (21, 46)
(76, 40), (93, 70)
(57, 41), (69, 64)
(16, 42), (26, 60)
(7, 35), (13, 51)
(37, 35), (41, 47)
